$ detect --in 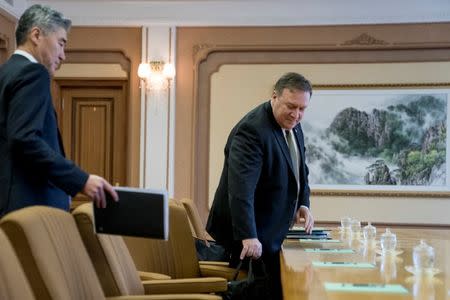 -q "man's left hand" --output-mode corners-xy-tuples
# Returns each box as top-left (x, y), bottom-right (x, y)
(295, 206), (314, 234)
(82, 175), (119, 208)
